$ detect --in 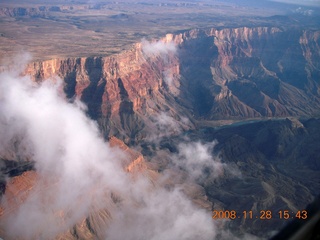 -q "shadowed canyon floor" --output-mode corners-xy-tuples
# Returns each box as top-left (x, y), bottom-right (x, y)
(0, 0), (320, 239)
